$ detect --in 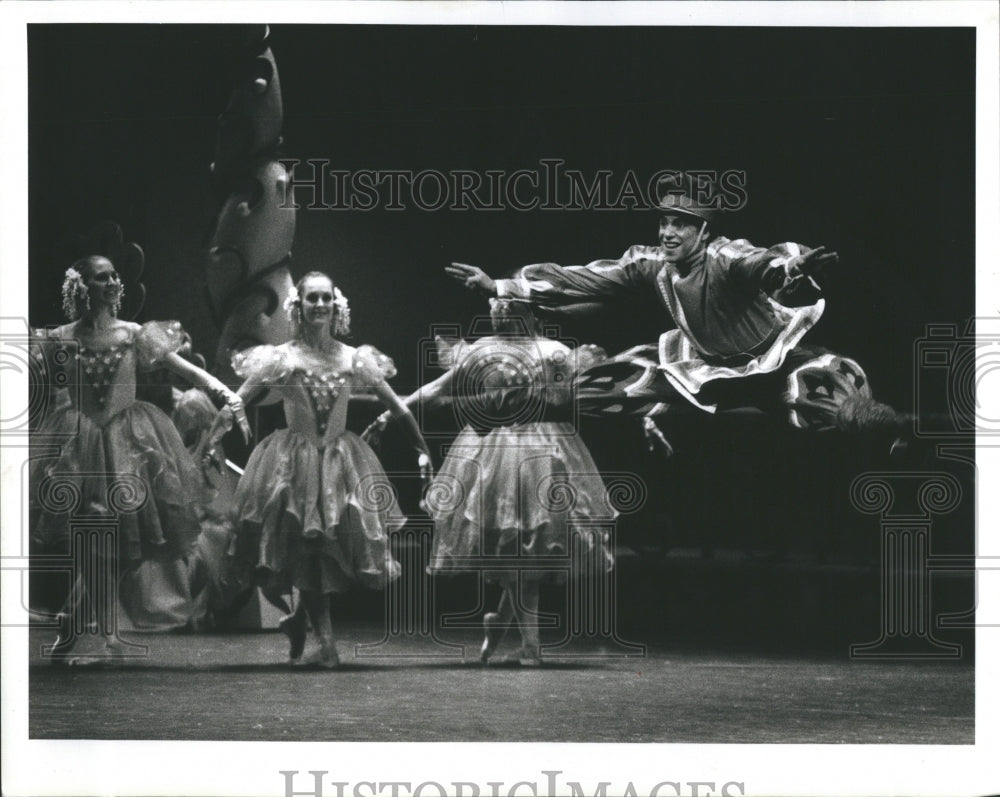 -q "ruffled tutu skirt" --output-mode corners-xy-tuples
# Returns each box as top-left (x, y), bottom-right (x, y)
(426, 422), (616, 581)
(231, 429), (404, 594)
(29, 401), (204, 630)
